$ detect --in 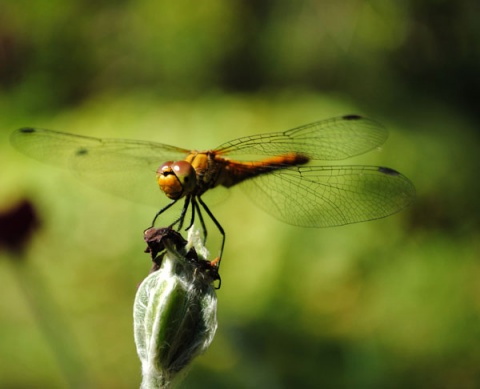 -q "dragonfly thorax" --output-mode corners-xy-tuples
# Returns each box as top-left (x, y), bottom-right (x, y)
(156, 160), (196, 200)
